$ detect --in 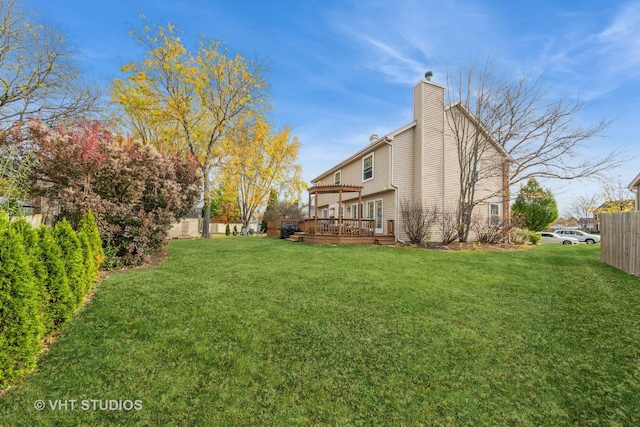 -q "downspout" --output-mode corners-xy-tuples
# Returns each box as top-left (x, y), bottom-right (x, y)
(385, 139), (403, 243)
